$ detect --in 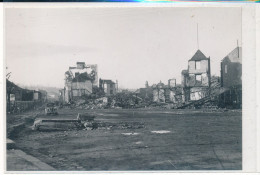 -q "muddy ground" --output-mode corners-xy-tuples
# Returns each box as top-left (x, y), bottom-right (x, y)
(8, 108), (242, 171)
